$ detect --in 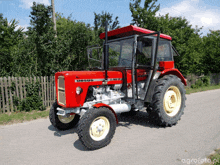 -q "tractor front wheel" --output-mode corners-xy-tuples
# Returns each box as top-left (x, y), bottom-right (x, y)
(77, 107), (116, 150)
(150, 75), (186, 126)
(49, 102), (80, 130)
